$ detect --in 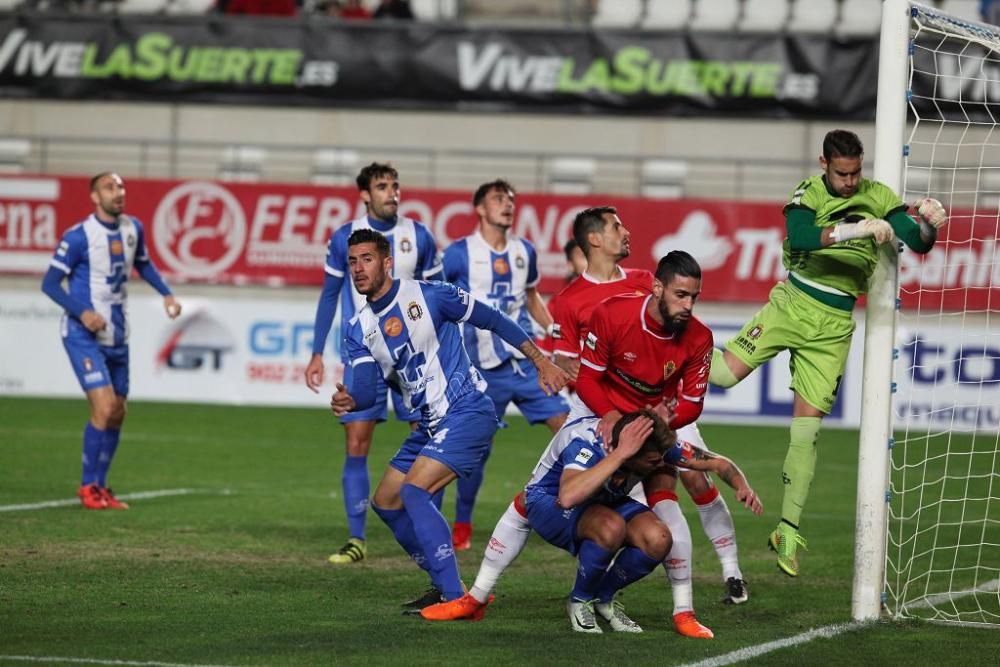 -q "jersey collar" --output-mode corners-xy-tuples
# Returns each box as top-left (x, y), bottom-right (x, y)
(581, 265), (626, 284)
(640, 295), (673, 340)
